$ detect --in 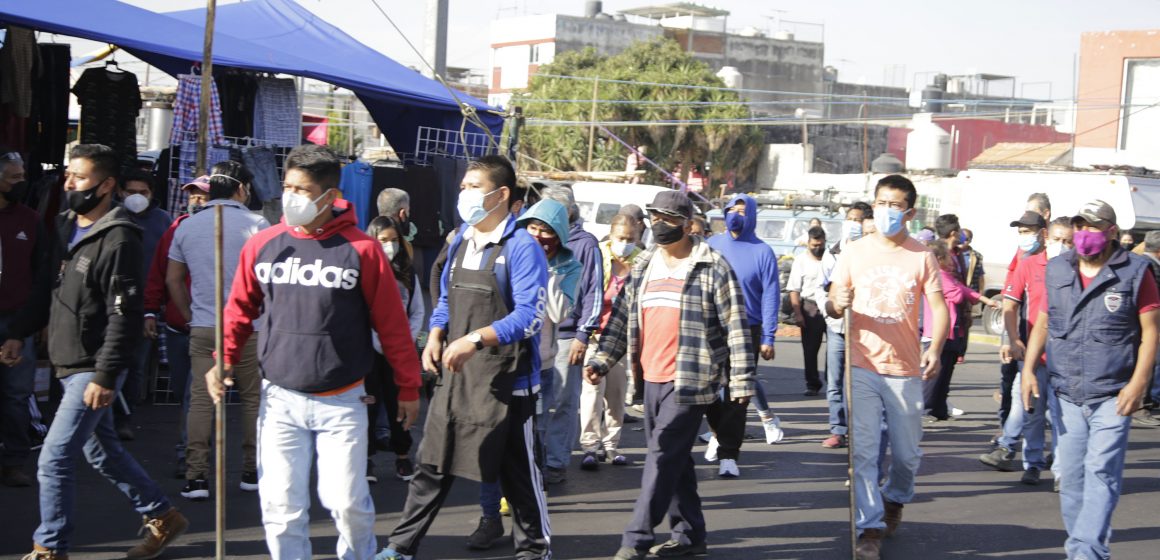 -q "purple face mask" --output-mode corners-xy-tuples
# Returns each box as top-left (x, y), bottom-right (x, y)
(1073, 229), (1108, 257)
